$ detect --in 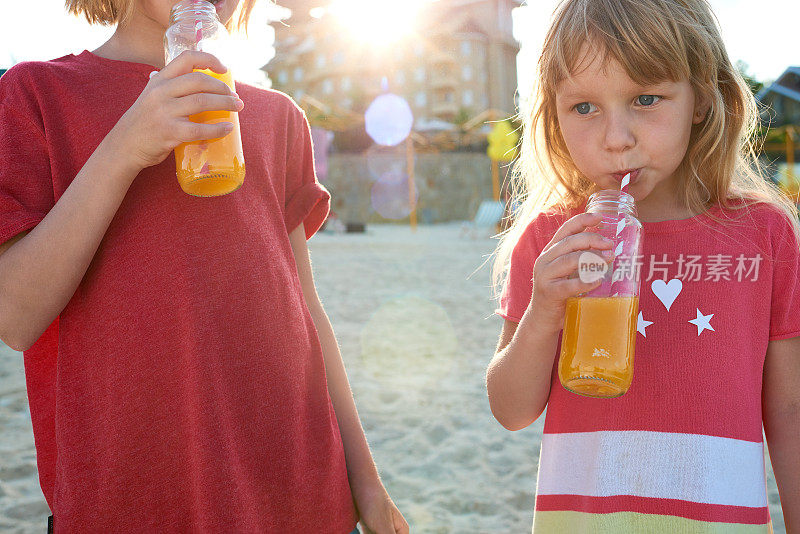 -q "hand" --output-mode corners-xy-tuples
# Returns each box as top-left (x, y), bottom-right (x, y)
(528, 212), (614, 332)
(110, 50), (244, 173)
(355, 484), (409, 534)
